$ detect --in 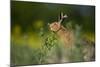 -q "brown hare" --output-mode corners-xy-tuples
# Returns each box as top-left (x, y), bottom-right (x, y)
(49, 21), (75, 47)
